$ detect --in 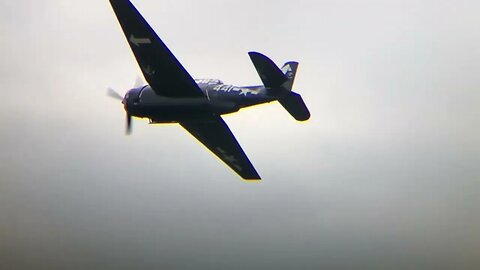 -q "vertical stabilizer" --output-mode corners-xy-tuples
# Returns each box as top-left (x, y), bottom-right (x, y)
(249, 51), (310, 121)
